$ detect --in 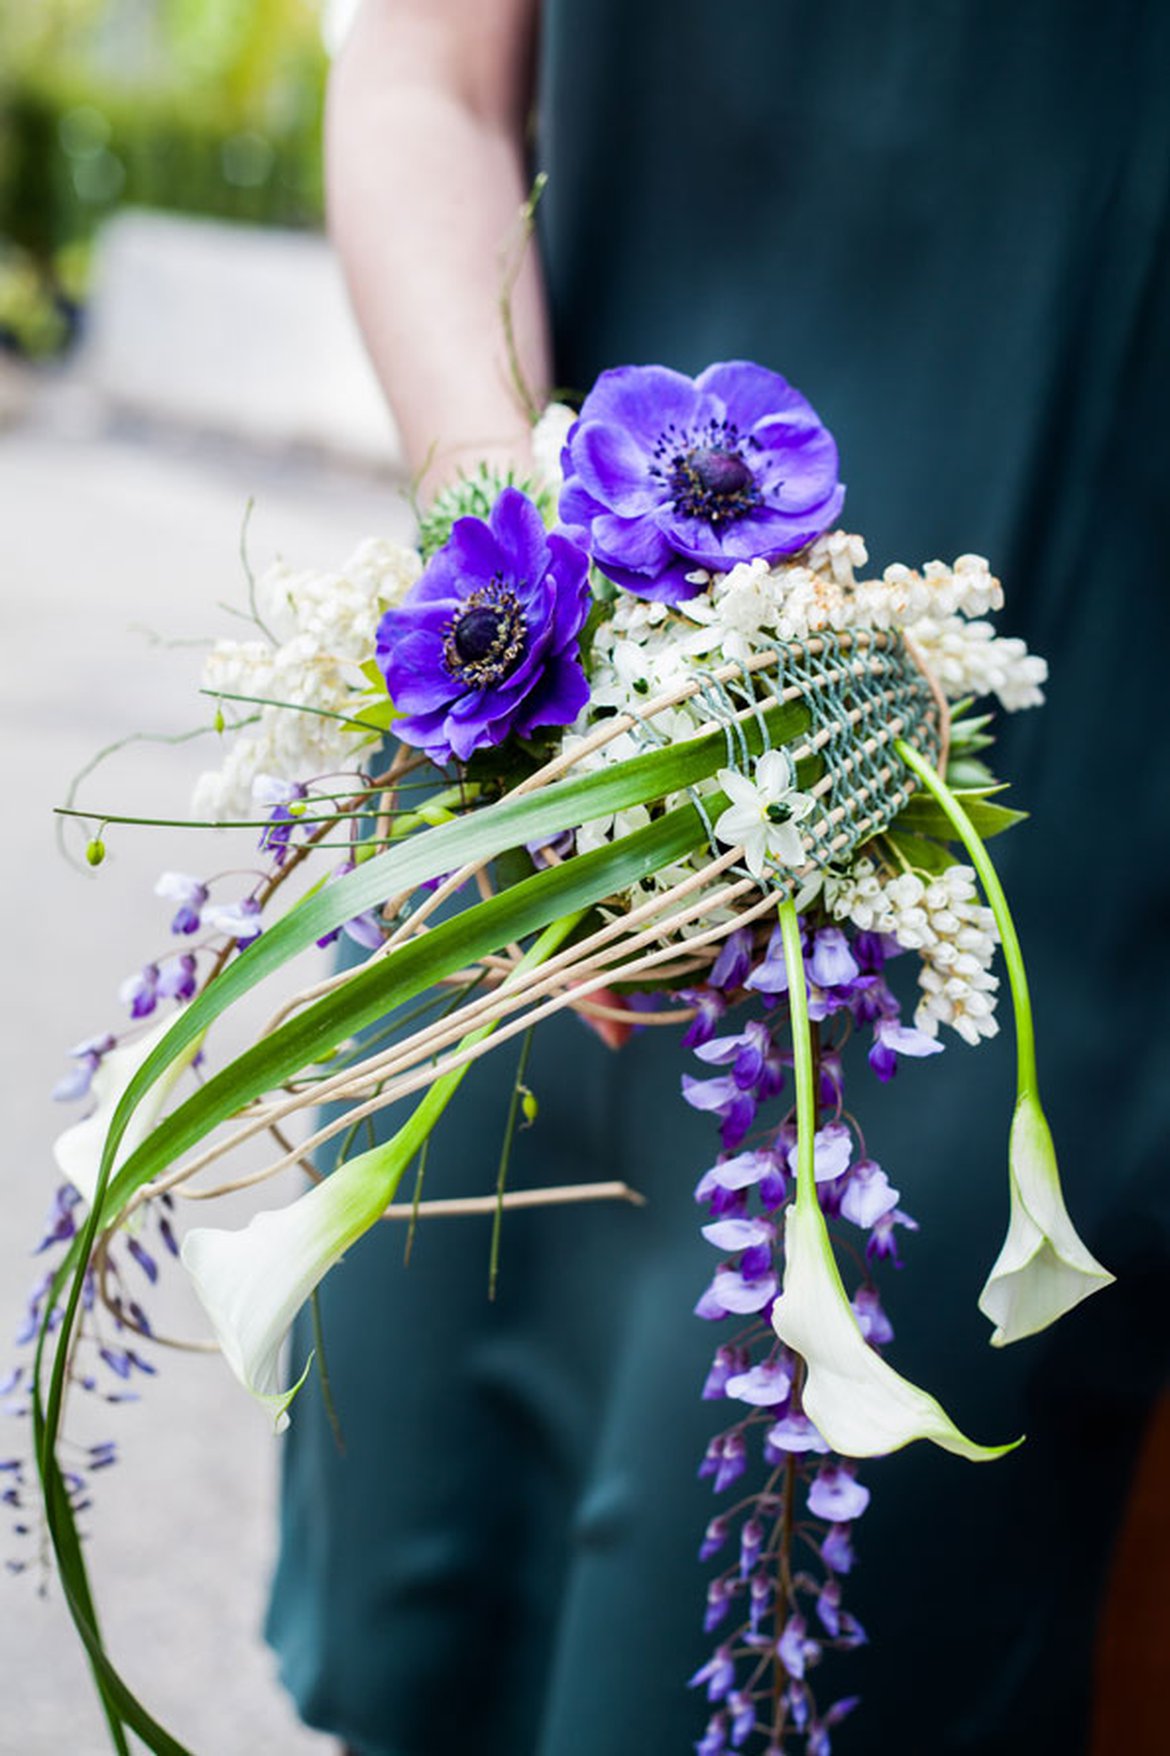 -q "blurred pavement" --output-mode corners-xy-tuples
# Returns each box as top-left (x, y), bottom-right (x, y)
(0, 217), (413, 1755)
